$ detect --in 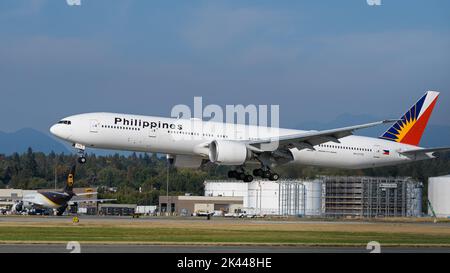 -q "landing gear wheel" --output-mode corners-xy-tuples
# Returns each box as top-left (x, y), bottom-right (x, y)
(262, 170), (271, 179)
(253, 168), (263, 177)
(78, 156), (87, 164)
(269, 173), (280, 181)
(243, 175), (253, 183)
(237, 172), (246, 181)
(228, 170), (237, 179)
